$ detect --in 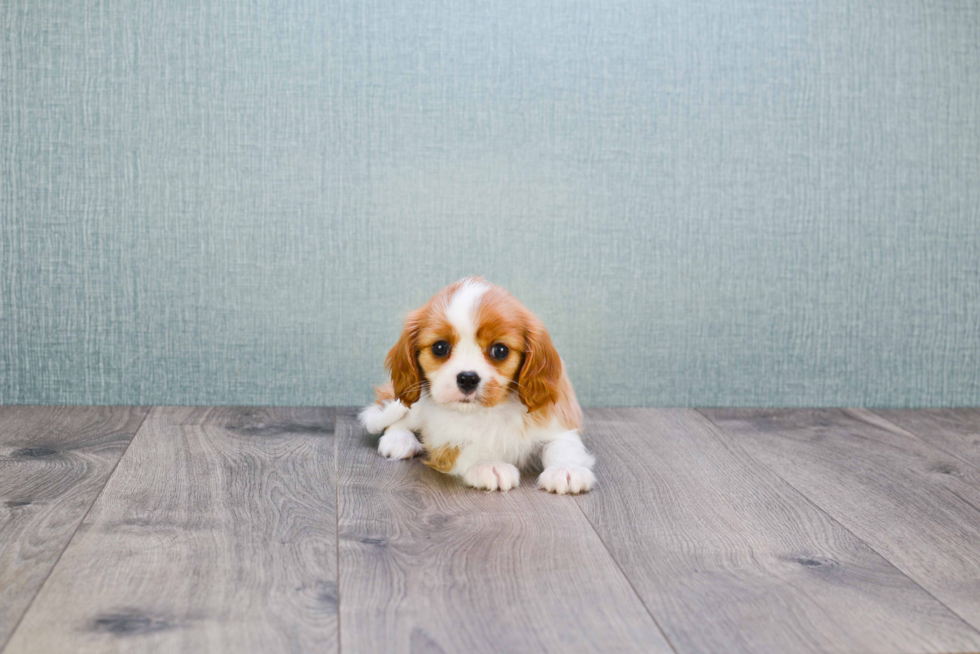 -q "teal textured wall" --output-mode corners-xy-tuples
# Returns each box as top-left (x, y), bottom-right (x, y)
(2, 1), (979, 407)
